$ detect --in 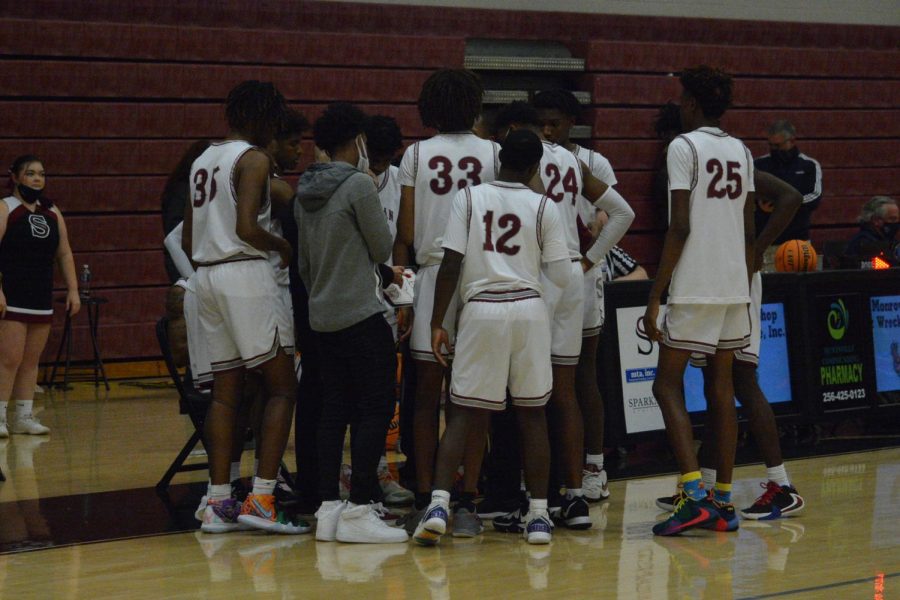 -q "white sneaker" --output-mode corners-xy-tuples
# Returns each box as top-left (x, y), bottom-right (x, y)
(413, 501), (449, 546)
(0, 420), (8, 439)
(336, 502), (409, 544)
(582, 465), (610, 501)
(524, 511), (553, 545)
(336, 543), (408, 583)
(10, 414), (50, 435)
(194, 495), (209, 521)
(315, 500), (346, 542)
(379, 464), (414, 506)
